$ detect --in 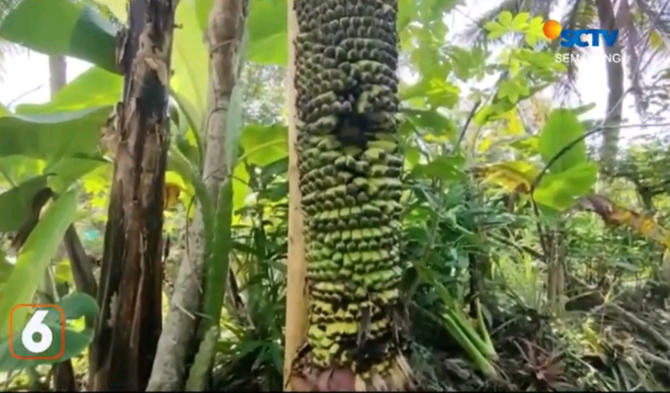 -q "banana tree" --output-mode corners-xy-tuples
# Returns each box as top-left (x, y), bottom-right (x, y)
(0, 0), (278, 388)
